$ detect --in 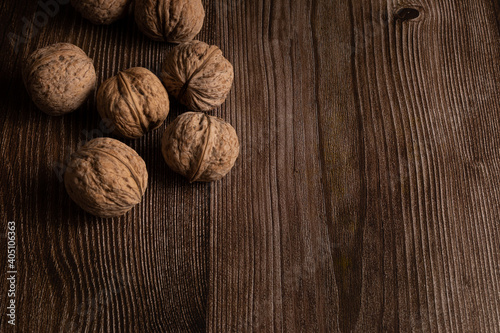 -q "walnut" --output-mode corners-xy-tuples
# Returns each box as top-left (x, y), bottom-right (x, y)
(97, 67), (170, 139)
(160, 40), (234, 111)
(134, 0), (205, 43)
(23, 43), (96, 116)
(71, 0), (131, 25)
(64, 137), (148, 218)
(161, 112), (239, 182)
